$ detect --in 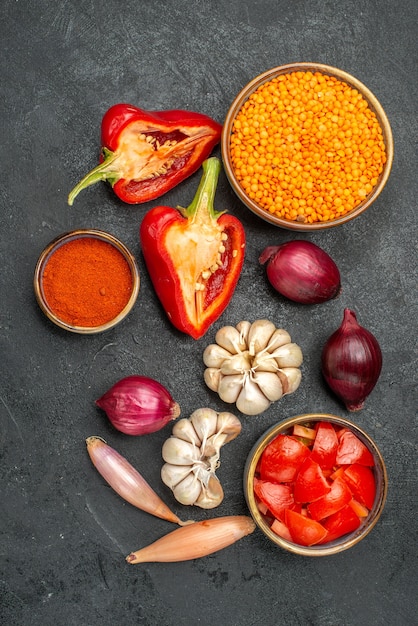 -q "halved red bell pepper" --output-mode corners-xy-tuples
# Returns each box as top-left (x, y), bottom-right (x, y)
(68, 103), (222, 205)
(139, 157), (246, 339)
